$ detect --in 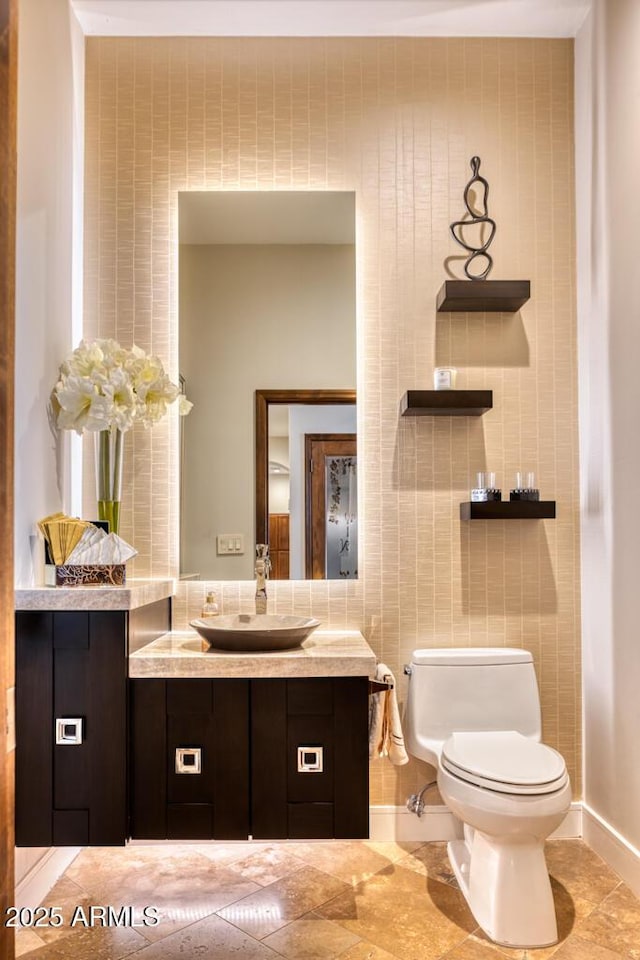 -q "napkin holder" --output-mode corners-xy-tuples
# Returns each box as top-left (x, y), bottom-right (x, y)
(44, 563), (126, 587)
(43, 521), (127, 587)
